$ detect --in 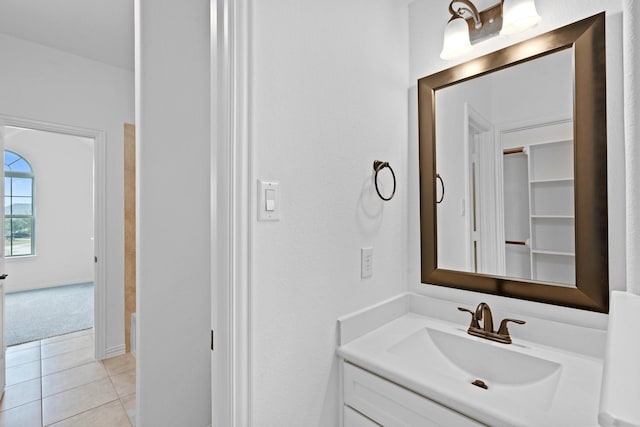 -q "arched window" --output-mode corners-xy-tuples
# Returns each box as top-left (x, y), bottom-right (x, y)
(4, 151), (35, 257)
